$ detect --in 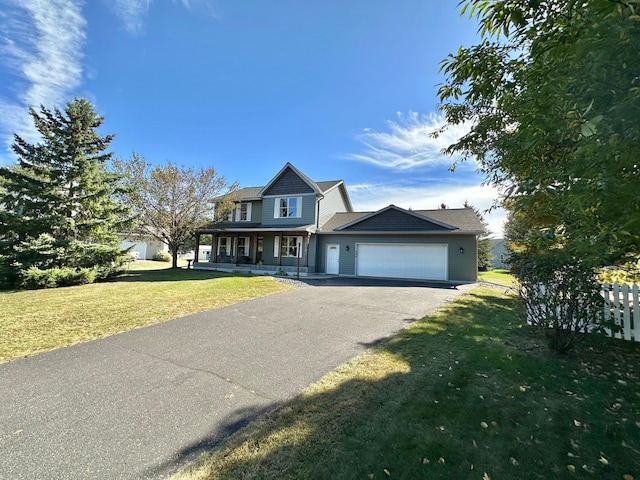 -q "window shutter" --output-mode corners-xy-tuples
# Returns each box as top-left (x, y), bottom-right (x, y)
(246, 203), (252, 221)
(235, 207), (241, 222)
(274, 198), (280, 218)
(297, 197), (302, 218)
(297, 236), (302, 257)
(273, 236), (280, 257)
